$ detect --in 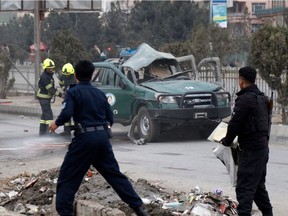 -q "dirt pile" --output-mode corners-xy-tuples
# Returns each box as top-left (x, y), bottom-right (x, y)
(0, 167), (238, 215)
